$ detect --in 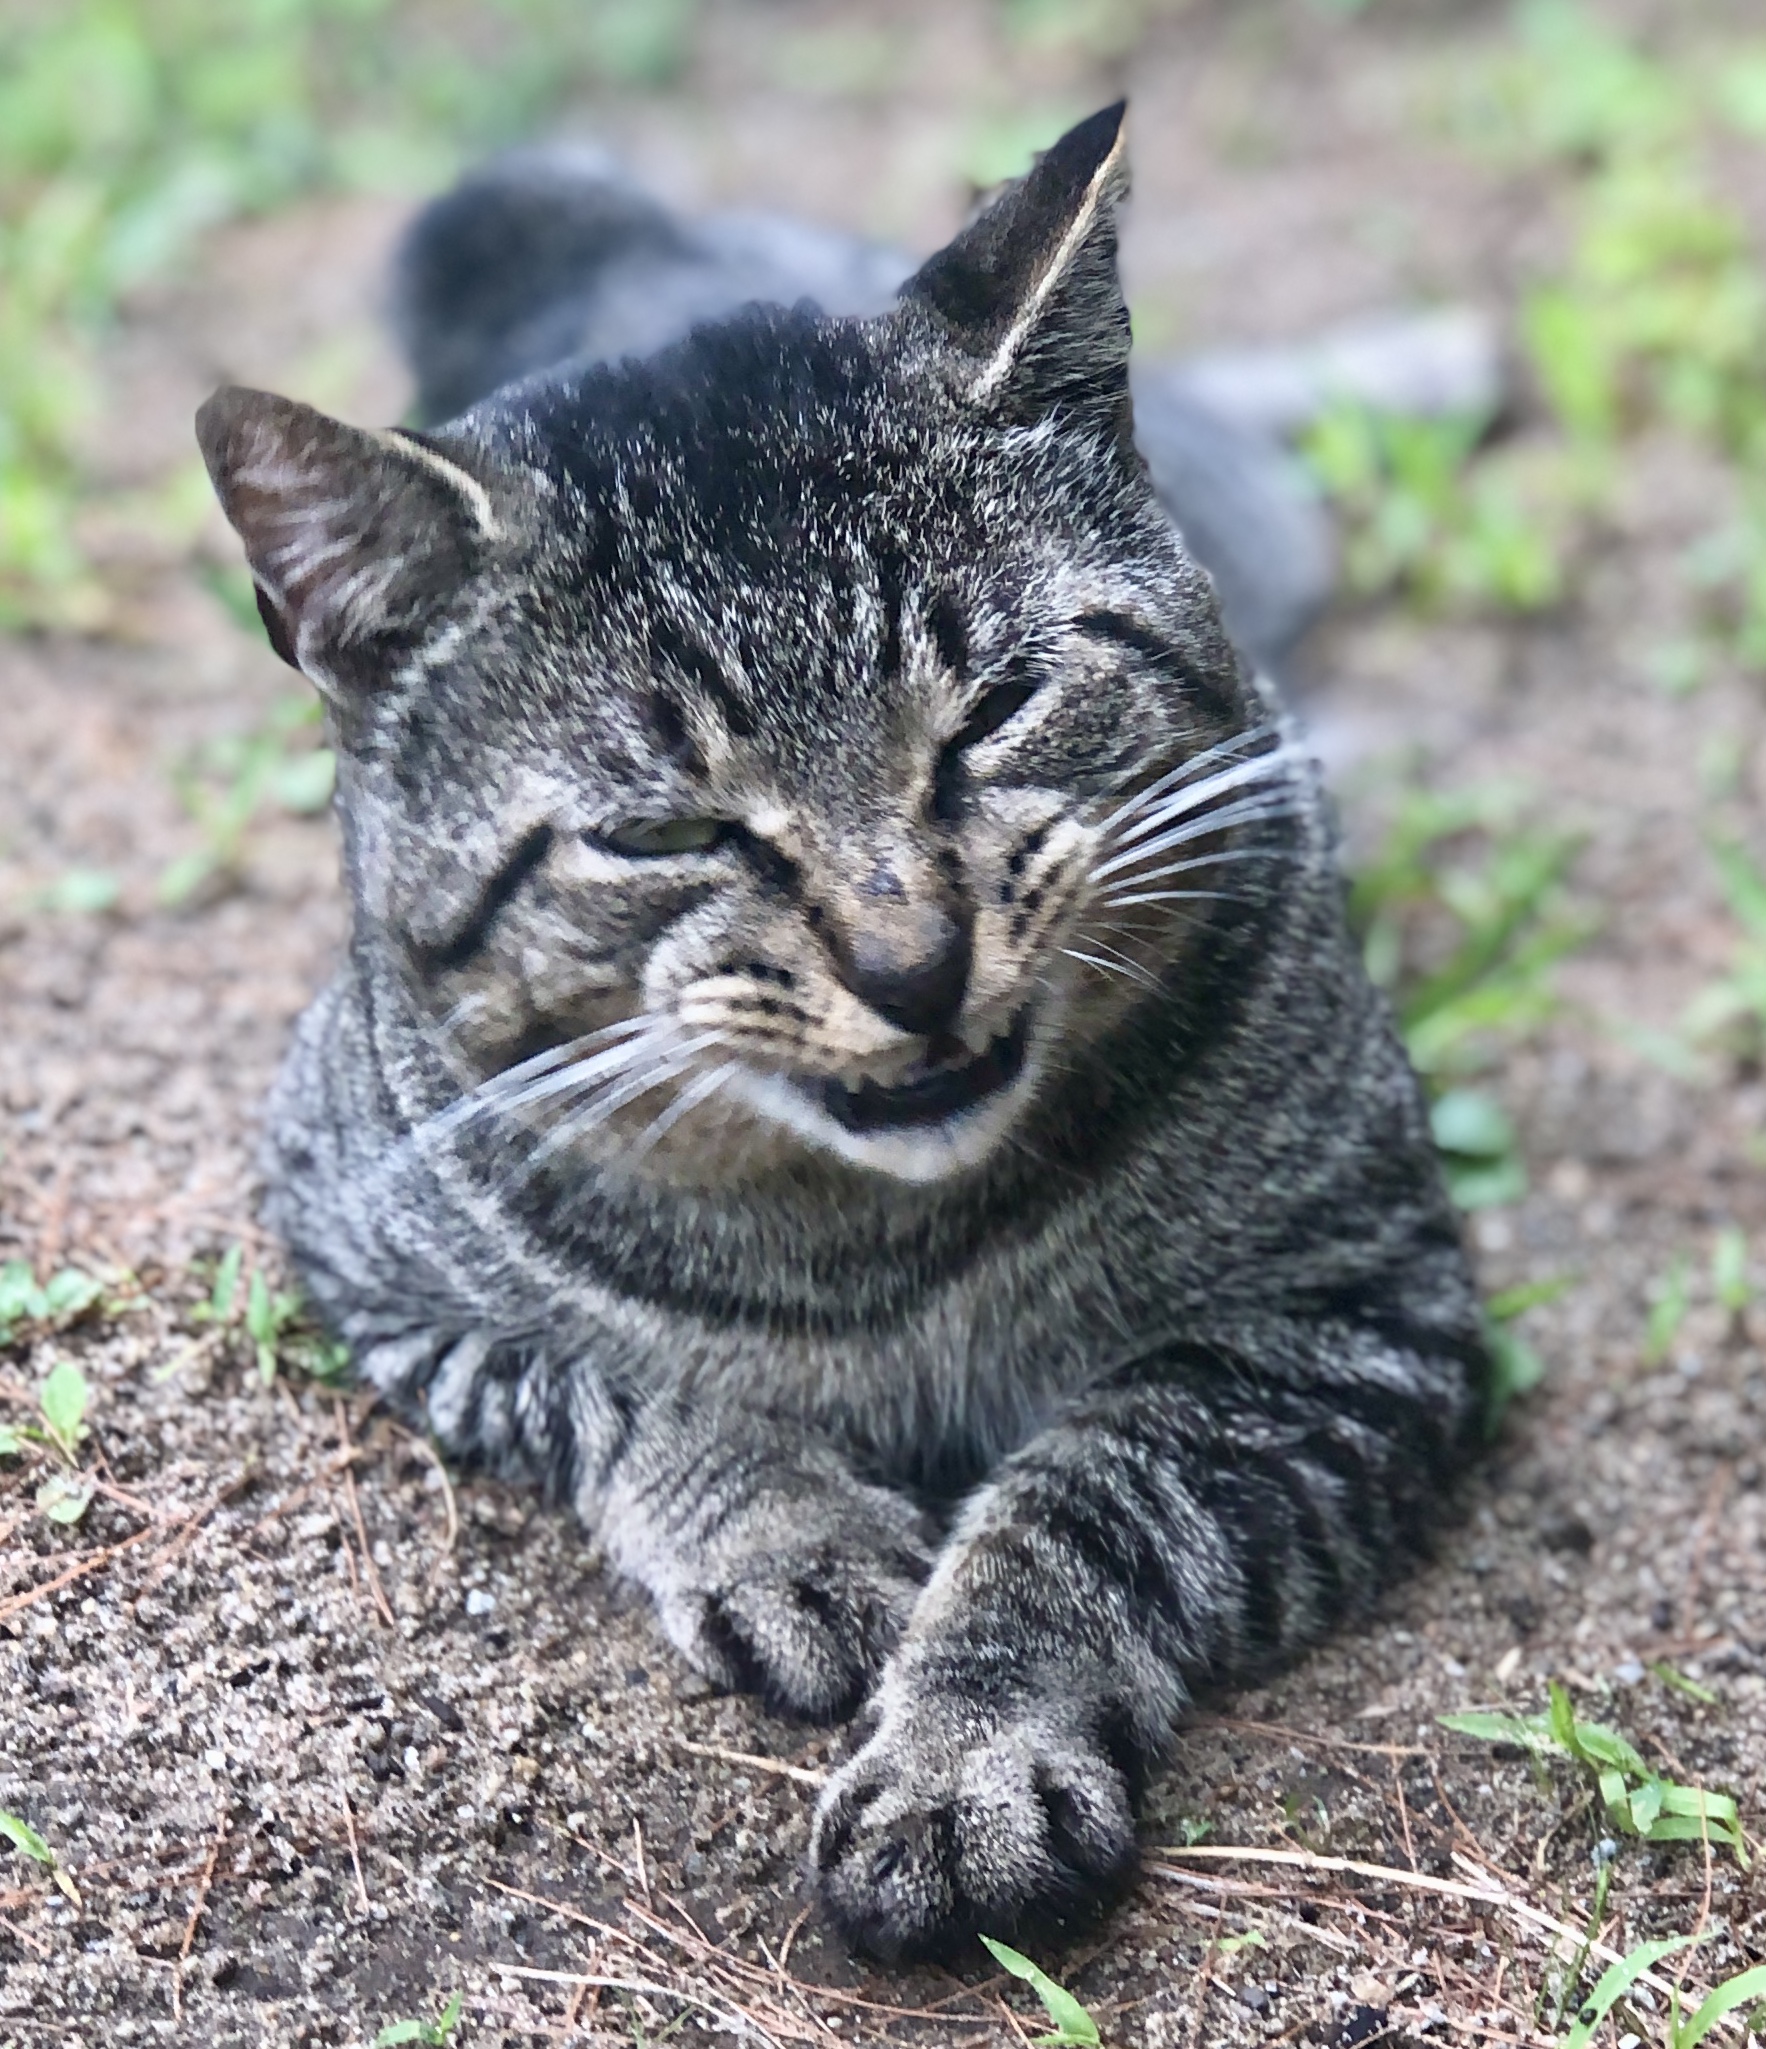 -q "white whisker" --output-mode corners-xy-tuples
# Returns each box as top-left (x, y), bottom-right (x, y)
(1097, 725), (1279, 836)
(526, 1031), (725, 1169)
(621, 1060), (740, 1166)
(1098, 741), (1294, 852)
(472, 1025), (678, 1124)
(1061, 944), (1160, 989)
(1100, 747), (1298, 866)
(1097, 887), (1243, 910)
(420, 1014), (658, 1141)
(1096, 845), (1291, 895)
(1092, 789), (1302, 884)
